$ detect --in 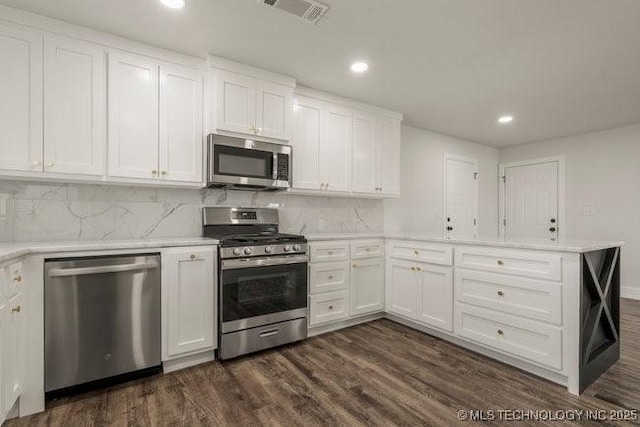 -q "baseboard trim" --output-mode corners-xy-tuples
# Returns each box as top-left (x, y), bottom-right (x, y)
(162, 350), (216, 373)
(621, 287), (640, 300)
